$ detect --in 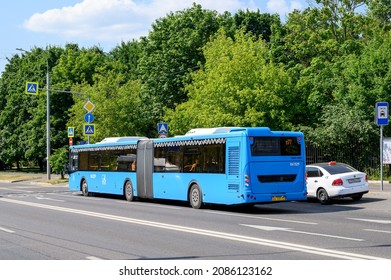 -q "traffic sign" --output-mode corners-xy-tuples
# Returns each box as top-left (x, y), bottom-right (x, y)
(158, 123), (168, 135)
(25, 82), (38, 95)
(84, 113), (94, 123)
(67, 127), (75, 138)
(376, 102), (389, 126)
(83, 100), (95, 112)
(69, 138), (73, 146)
(83, 124), (96, 136)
